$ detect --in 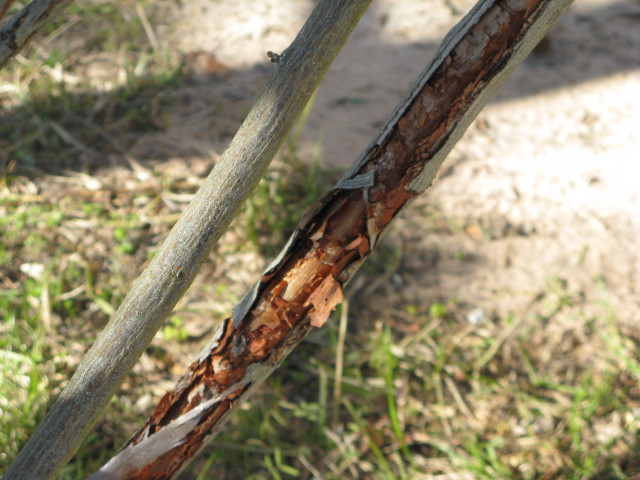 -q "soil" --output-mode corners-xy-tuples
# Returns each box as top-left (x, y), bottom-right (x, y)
(171, 0), (640, 323)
